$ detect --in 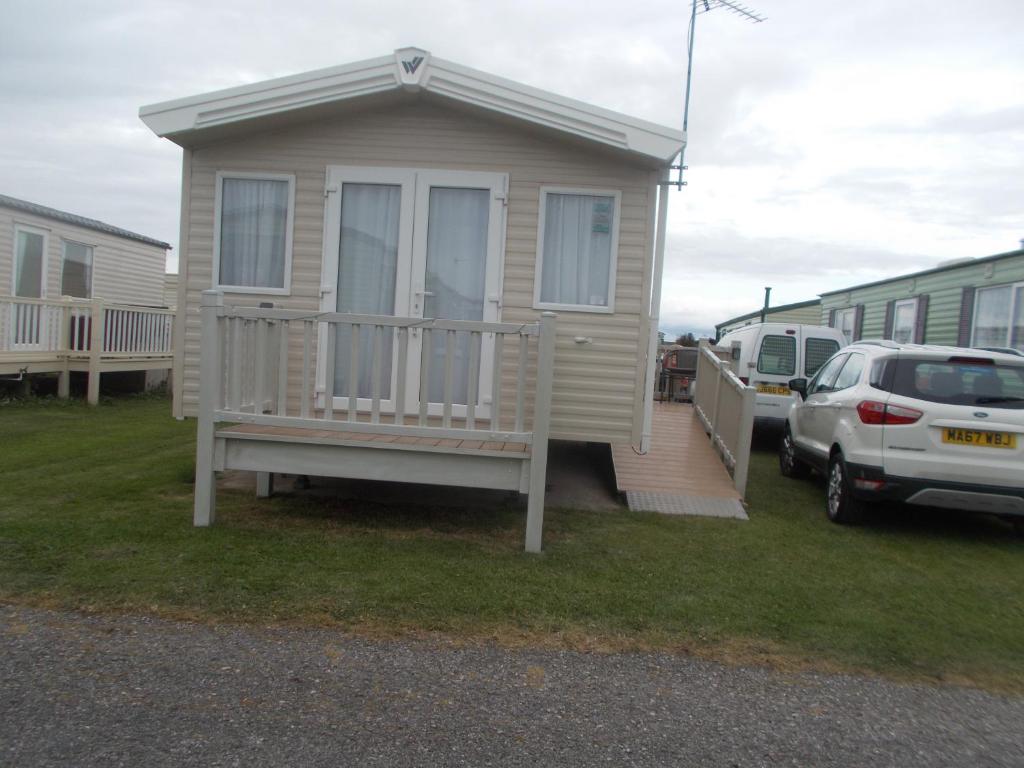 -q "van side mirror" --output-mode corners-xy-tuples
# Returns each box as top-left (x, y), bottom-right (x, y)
(788, 378), (808, 398)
